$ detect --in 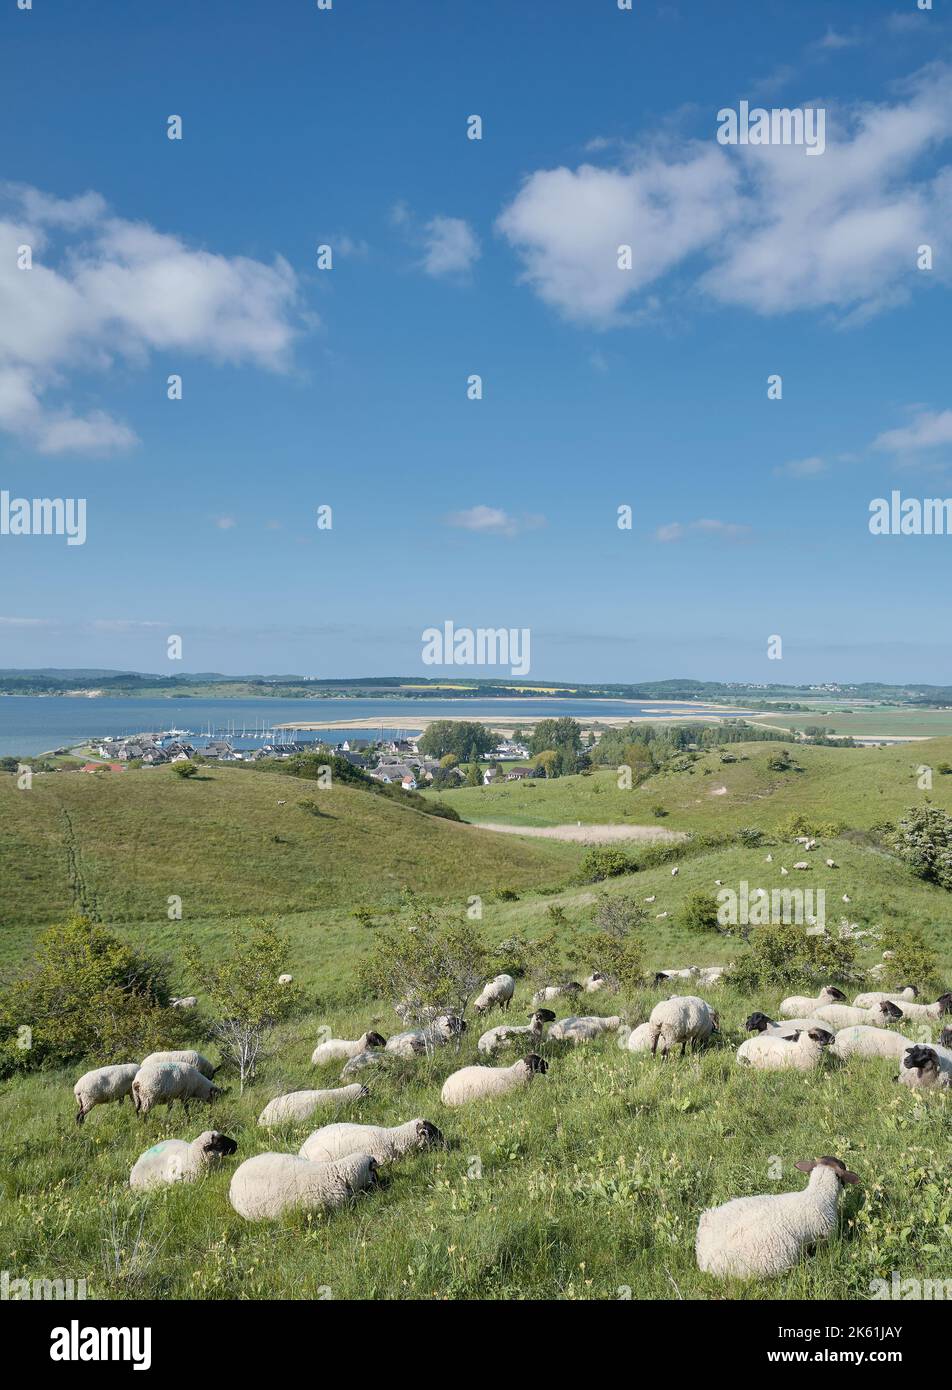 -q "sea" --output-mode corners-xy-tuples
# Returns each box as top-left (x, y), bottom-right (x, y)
(0, 695), (751, 759)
